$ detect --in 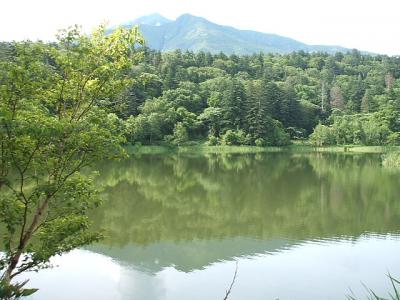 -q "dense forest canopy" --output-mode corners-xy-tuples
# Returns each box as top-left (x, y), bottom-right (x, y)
(1, 40), (400, 147)
(118, 48), (400, 146)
